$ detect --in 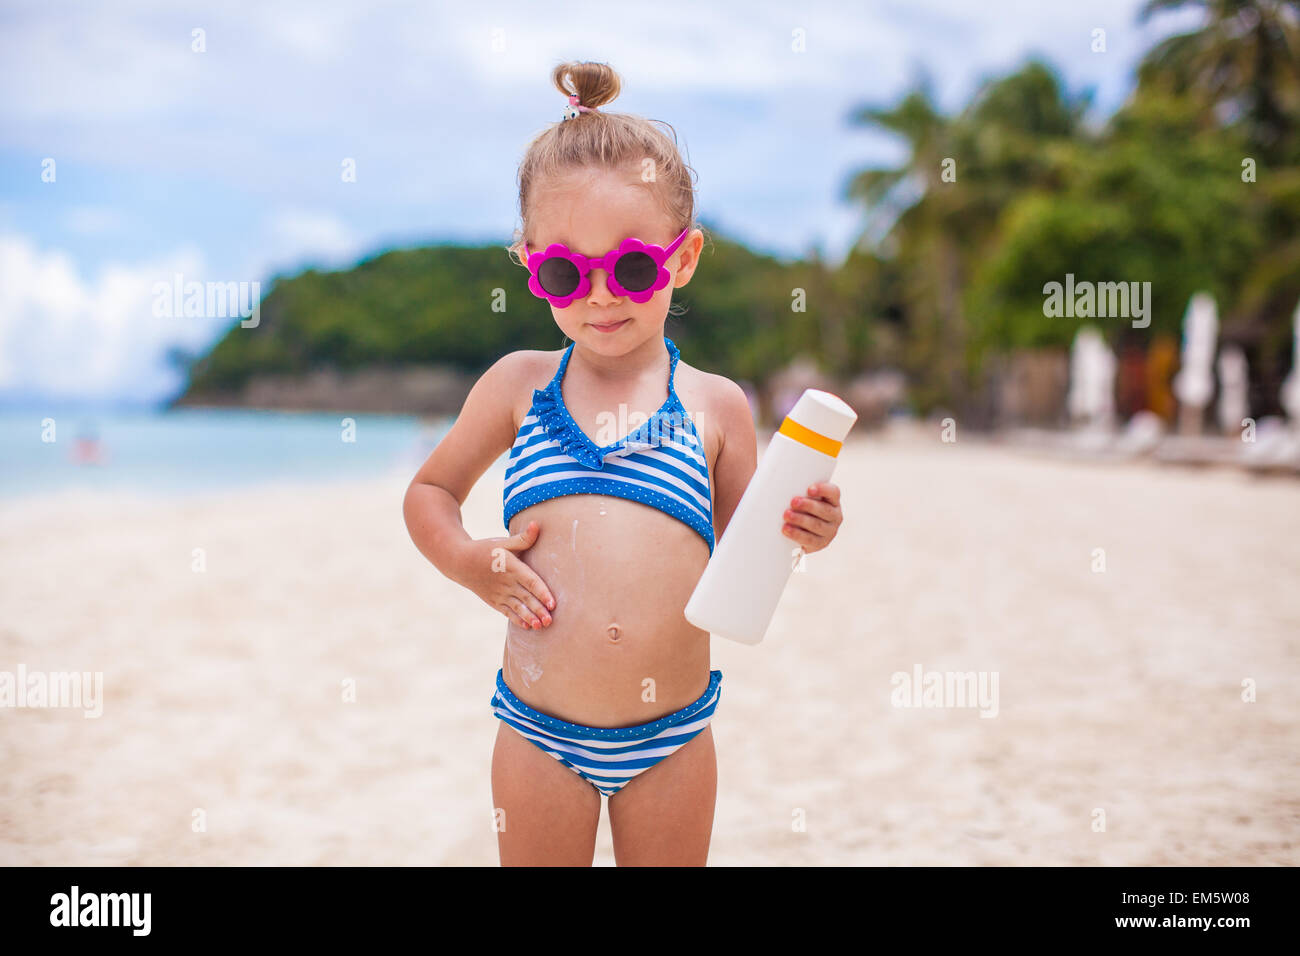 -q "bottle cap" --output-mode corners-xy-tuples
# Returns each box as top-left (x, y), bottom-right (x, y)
(786, 389), (857, 443)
